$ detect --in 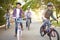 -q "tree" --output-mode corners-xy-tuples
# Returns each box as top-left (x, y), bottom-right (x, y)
(23, 0), (41, 11)
(23, 0), (60, 17)
(0, 0), (16, 26)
